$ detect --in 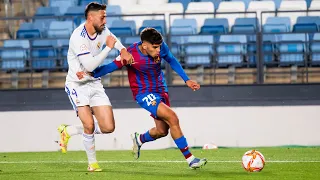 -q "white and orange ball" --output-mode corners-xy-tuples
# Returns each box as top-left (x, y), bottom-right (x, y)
(242, 150), (265, 172)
